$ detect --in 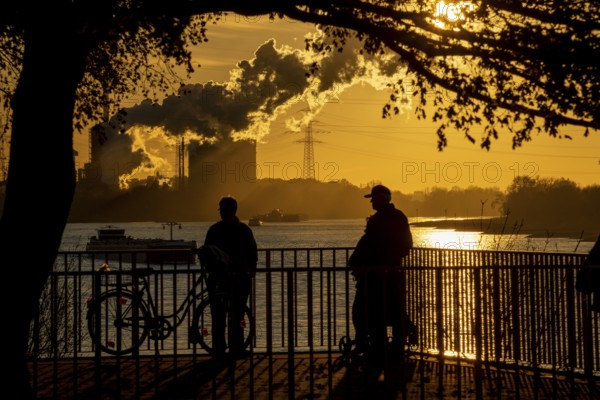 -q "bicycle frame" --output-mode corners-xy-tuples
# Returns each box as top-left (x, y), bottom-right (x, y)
(95, 267), (211, 339)
(89, 266), (255, 356)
